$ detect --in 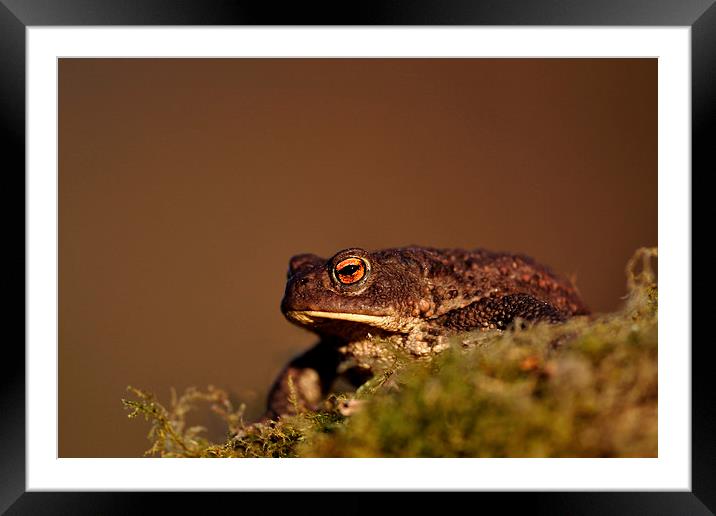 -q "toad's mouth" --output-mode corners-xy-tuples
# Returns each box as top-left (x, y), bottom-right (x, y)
(285, 310), (392, 327)
(284, 310), (423, 336)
